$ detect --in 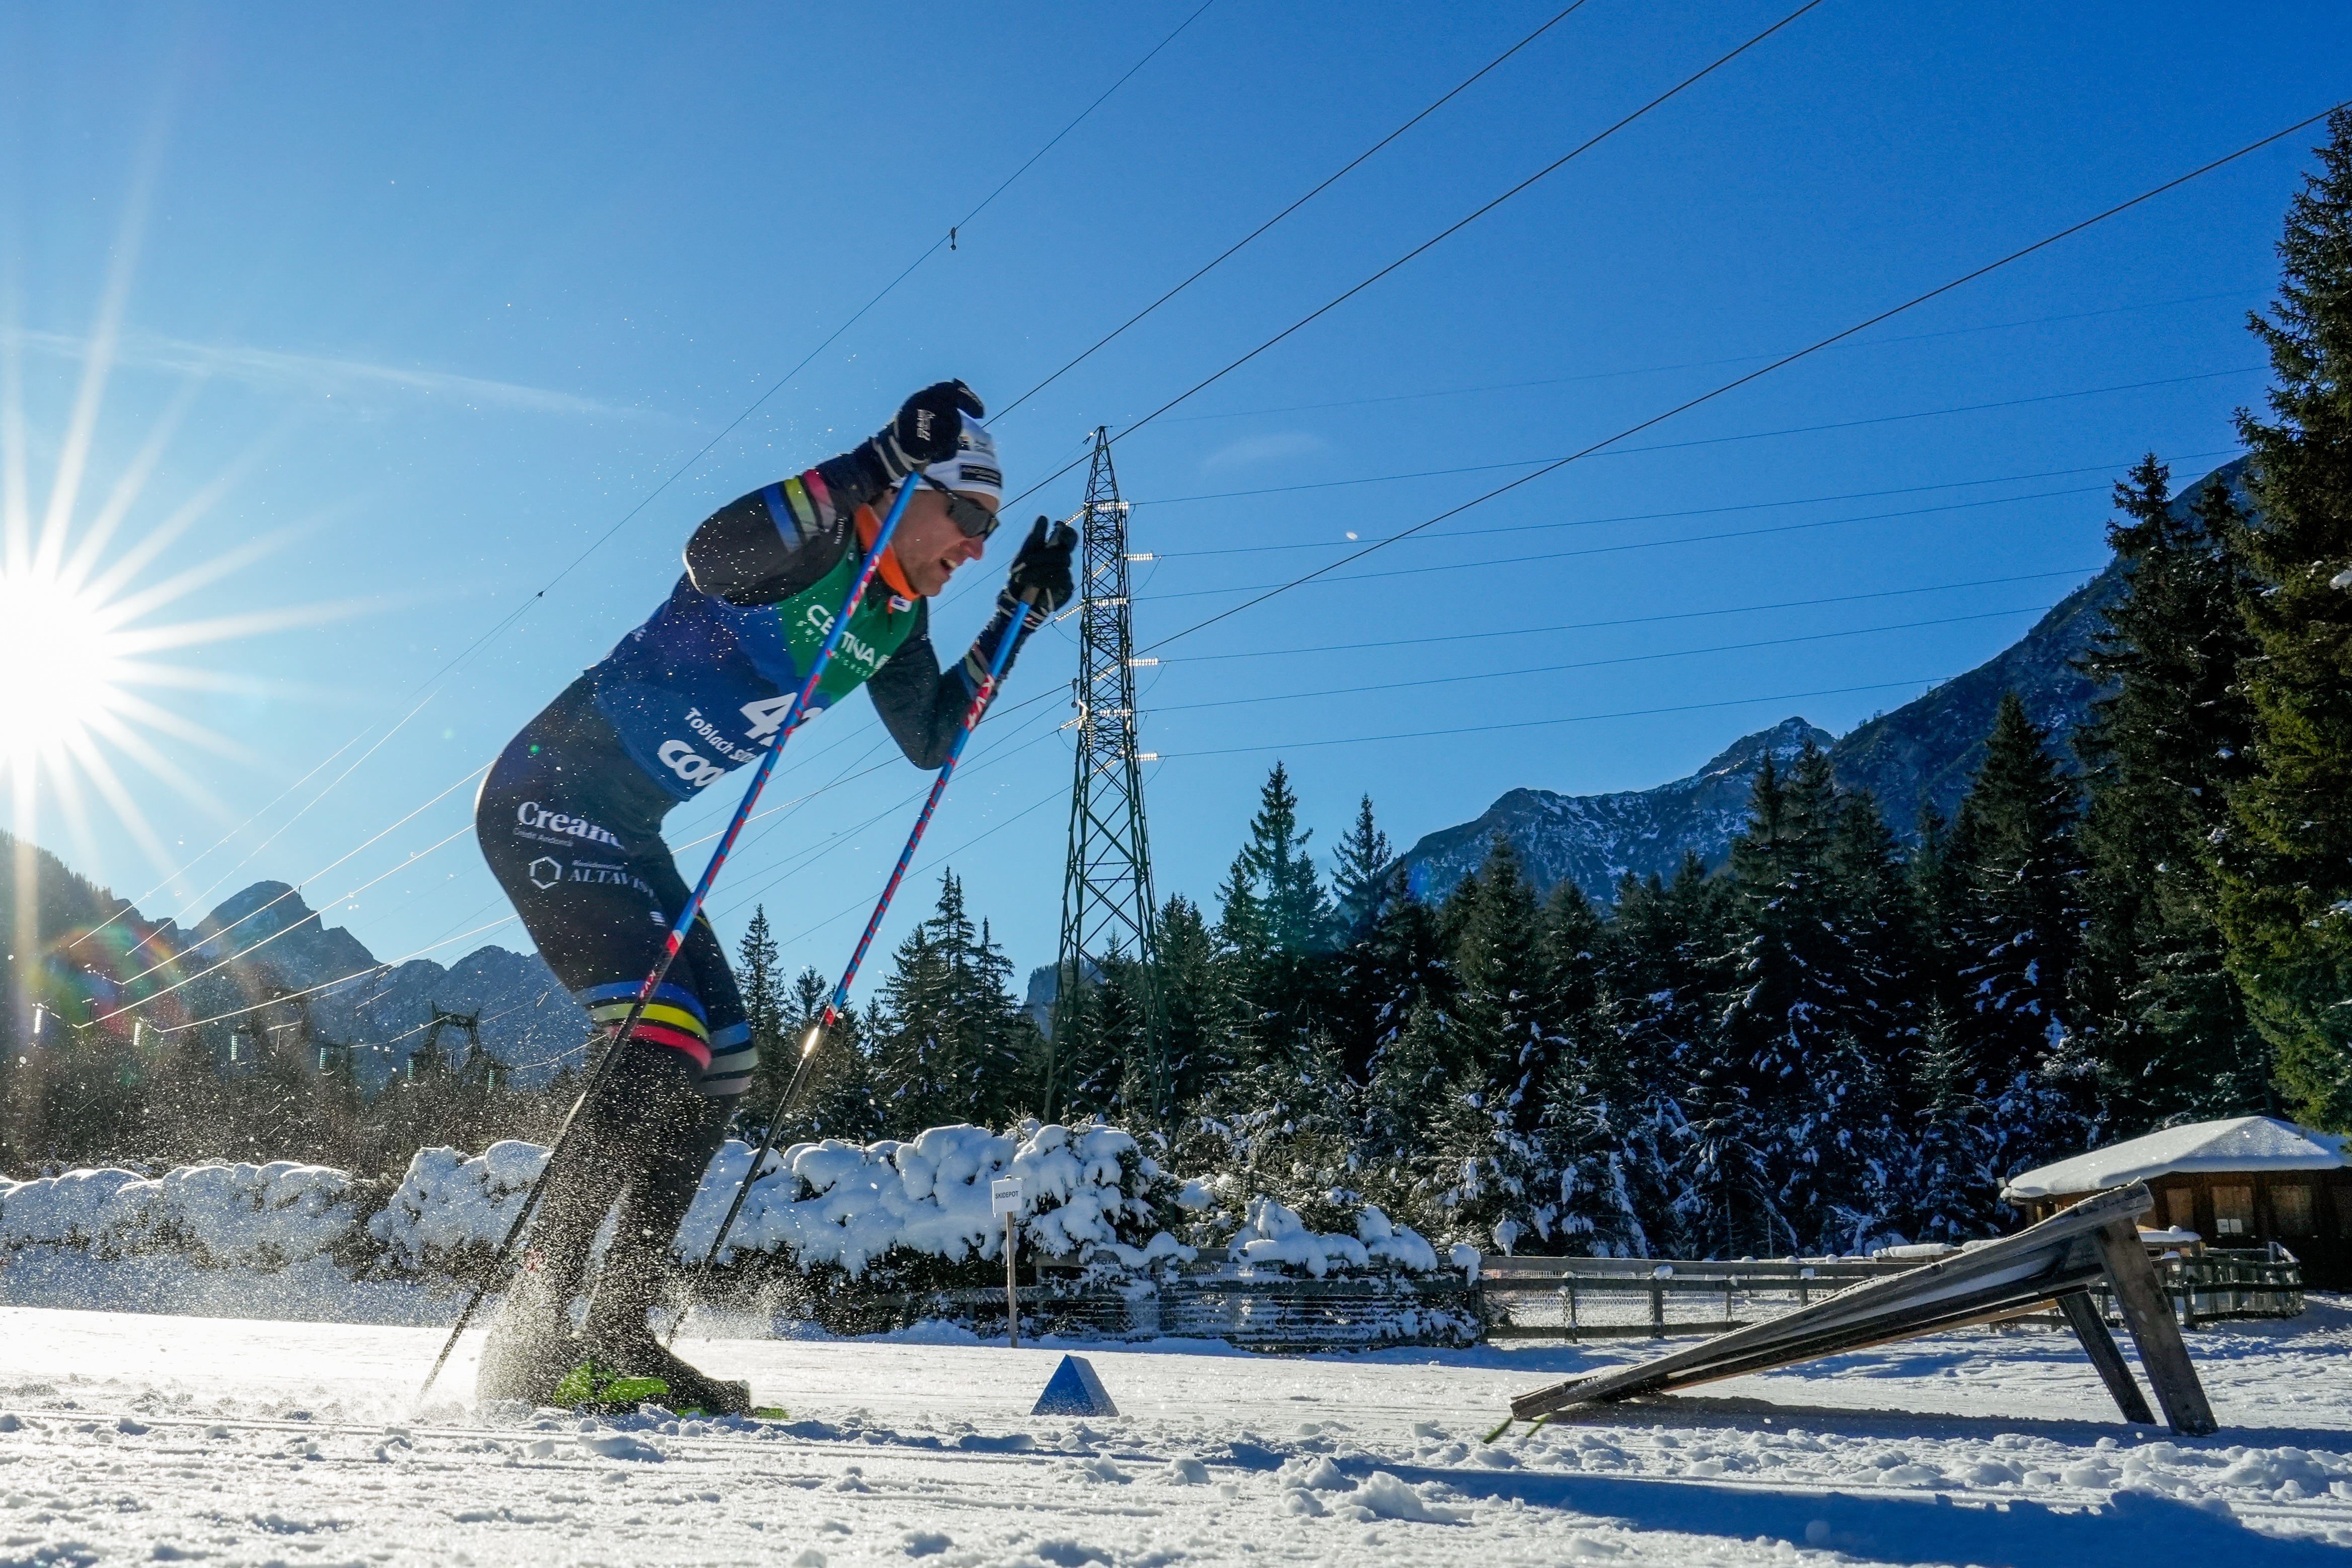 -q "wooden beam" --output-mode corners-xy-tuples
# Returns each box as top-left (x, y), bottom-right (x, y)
(1511, 1183), (2150, 1420)
(2091, 1217), (2217, 1437)
(1508, 1258), (2110, 1416)
(2055, 1289), (2156, 1425)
